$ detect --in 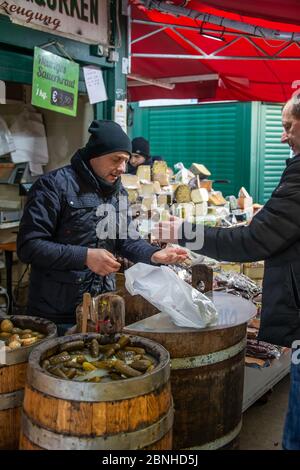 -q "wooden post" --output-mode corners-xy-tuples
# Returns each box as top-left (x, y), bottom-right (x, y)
(81, 293), (91, 334)
(192, 264), (213, 293)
